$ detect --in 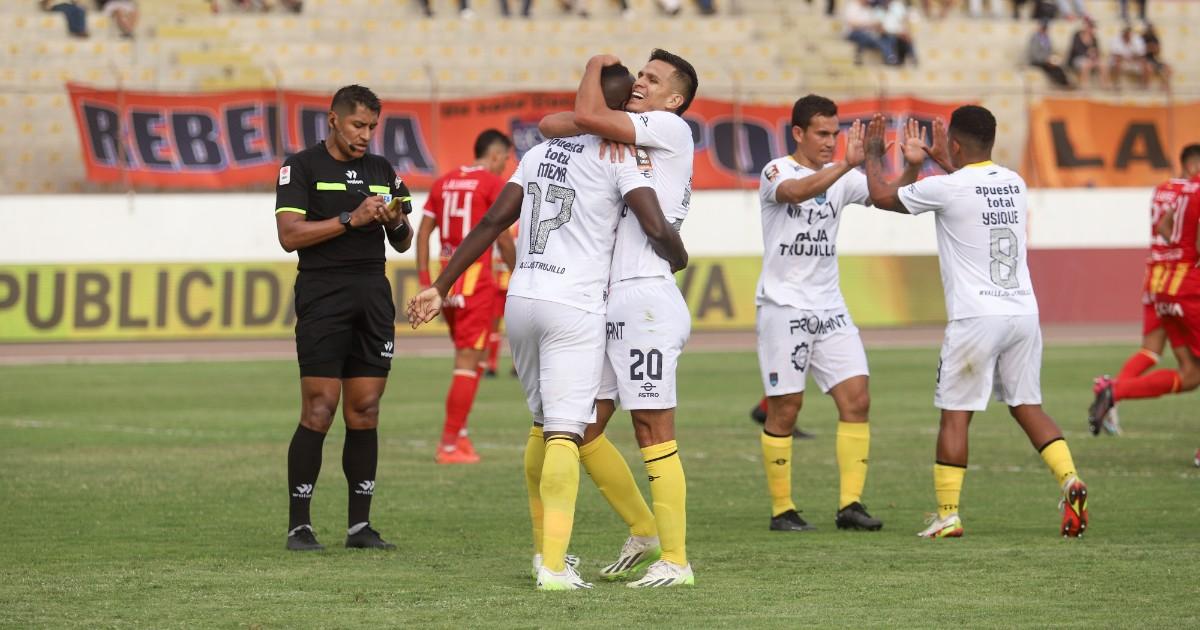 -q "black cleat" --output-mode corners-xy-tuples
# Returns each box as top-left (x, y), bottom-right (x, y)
(286, 525), (324, 551)
(769, 509), (816, 532)
(835, 502), (883, 531)
(750, 405), (816, 439)
(1087, 377), (1115, 437)
(484, 368), (498, 378)
(345, 524), (396, 550)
